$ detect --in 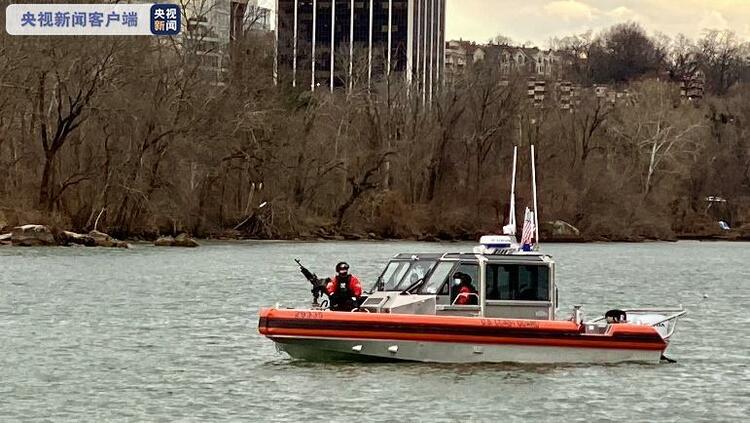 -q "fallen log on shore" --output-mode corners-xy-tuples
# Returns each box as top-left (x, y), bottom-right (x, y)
(6, 225), (129, 248)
